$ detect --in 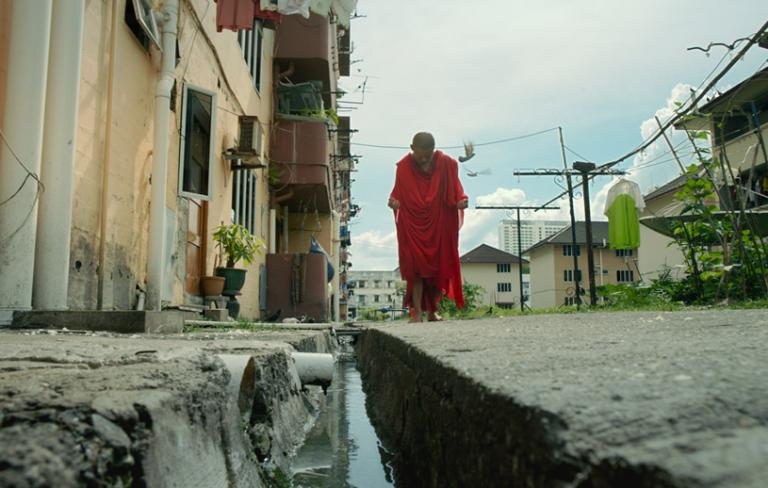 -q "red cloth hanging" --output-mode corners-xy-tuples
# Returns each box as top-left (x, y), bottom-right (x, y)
(215, 0), (256, 32)
(390, 150), (467, 313)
